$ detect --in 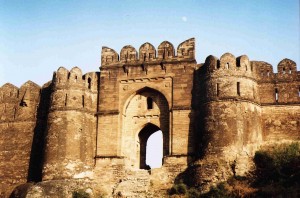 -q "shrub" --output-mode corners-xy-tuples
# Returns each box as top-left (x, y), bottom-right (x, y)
(72, 189), (90, 198)
(253, 142), (300, 186)
(187, 187), (201, 198)
(252, 142), (300, 196)
(168, 182), (187, 195)
(201, 182), (232, 198)
(168, 186), (177, 195)
(177, 183), (187, 194)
